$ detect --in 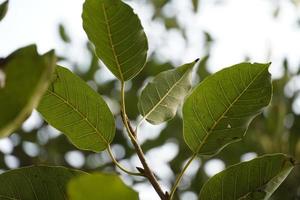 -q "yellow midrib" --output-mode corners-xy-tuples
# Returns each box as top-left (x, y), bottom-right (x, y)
(102, 4), (124, 82)
(195, 67), (268, 154)
(46, 89), (109, 145)
(142, 69), (191, 121)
